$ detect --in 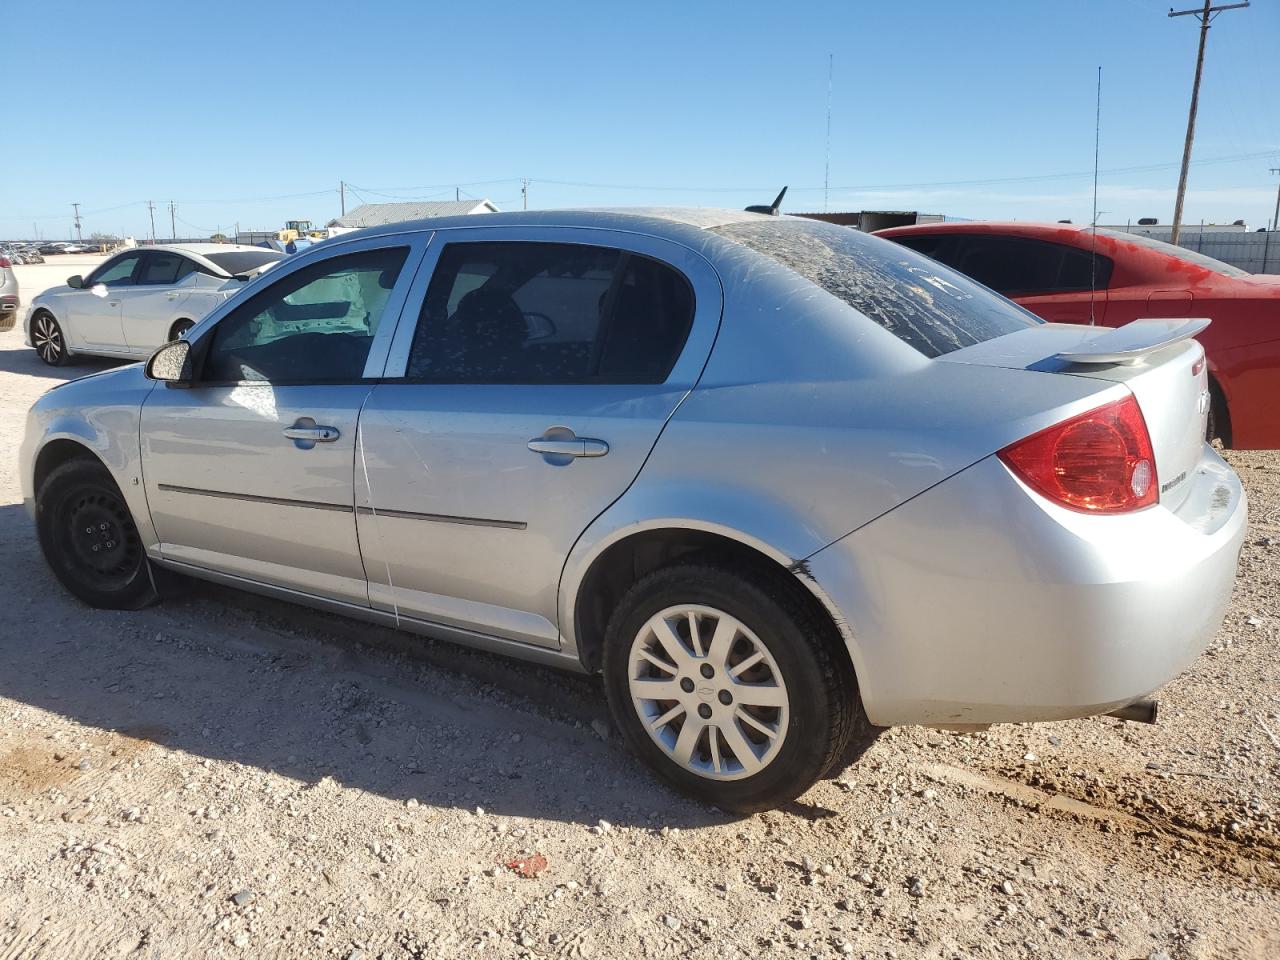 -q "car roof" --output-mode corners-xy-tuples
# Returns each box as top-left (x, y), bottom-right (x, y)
(143, 242), (278, 256)
(337, 207), (781, 245)
(874, 221), (1090, 239)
